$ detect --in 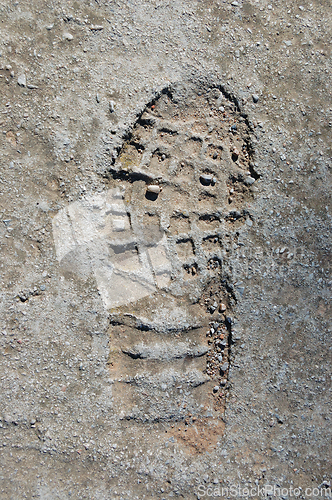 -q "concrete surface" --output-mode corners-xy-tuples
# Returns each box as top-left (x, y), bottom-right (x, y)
(0, 0), (331, 498)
